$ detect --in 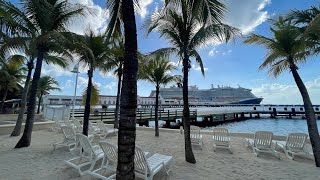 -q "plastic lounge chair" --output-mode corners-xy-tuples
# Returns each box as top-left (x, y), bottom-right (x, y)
(246, 131), (280, 159)
(276, 133), (313, 160)
(89, 142), (118, 179)
(213, 128), (232, 153)
(53, 126), (77, 151)
(89, 121), (101, 134)
(134, 146), (173, 180)
(72, 119), (83, 132)
(64, 134), (104, 176)
(95, 120), (118, 139)
(89, 142), (150, 180)
(190, 125), (203, 149)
